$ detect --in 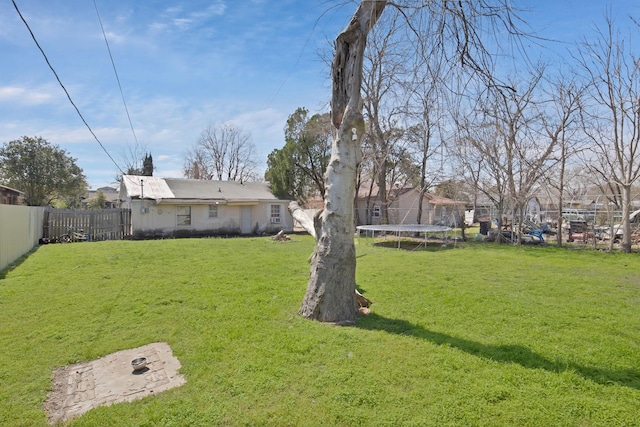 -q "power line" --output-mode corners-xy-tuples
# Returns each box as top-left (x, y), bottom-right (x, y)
(11, 0), (124, 175)
(93, 0), (139, 146)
